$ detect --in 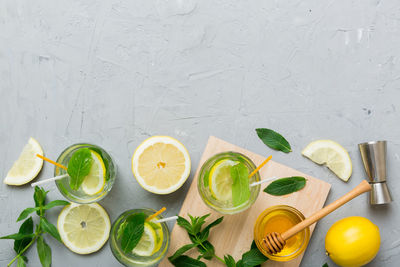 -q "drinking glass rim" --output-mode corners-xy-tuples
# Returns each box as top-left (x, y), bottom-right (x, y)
(54, 143), (116, 204)
(197, 151), (261, 214)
